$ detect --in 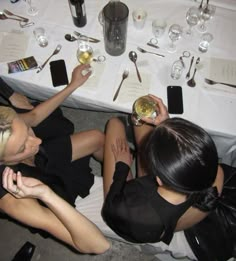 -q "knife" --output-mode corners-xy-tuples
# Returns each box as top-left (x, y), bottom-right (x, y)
(74, 31), (100, 43)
